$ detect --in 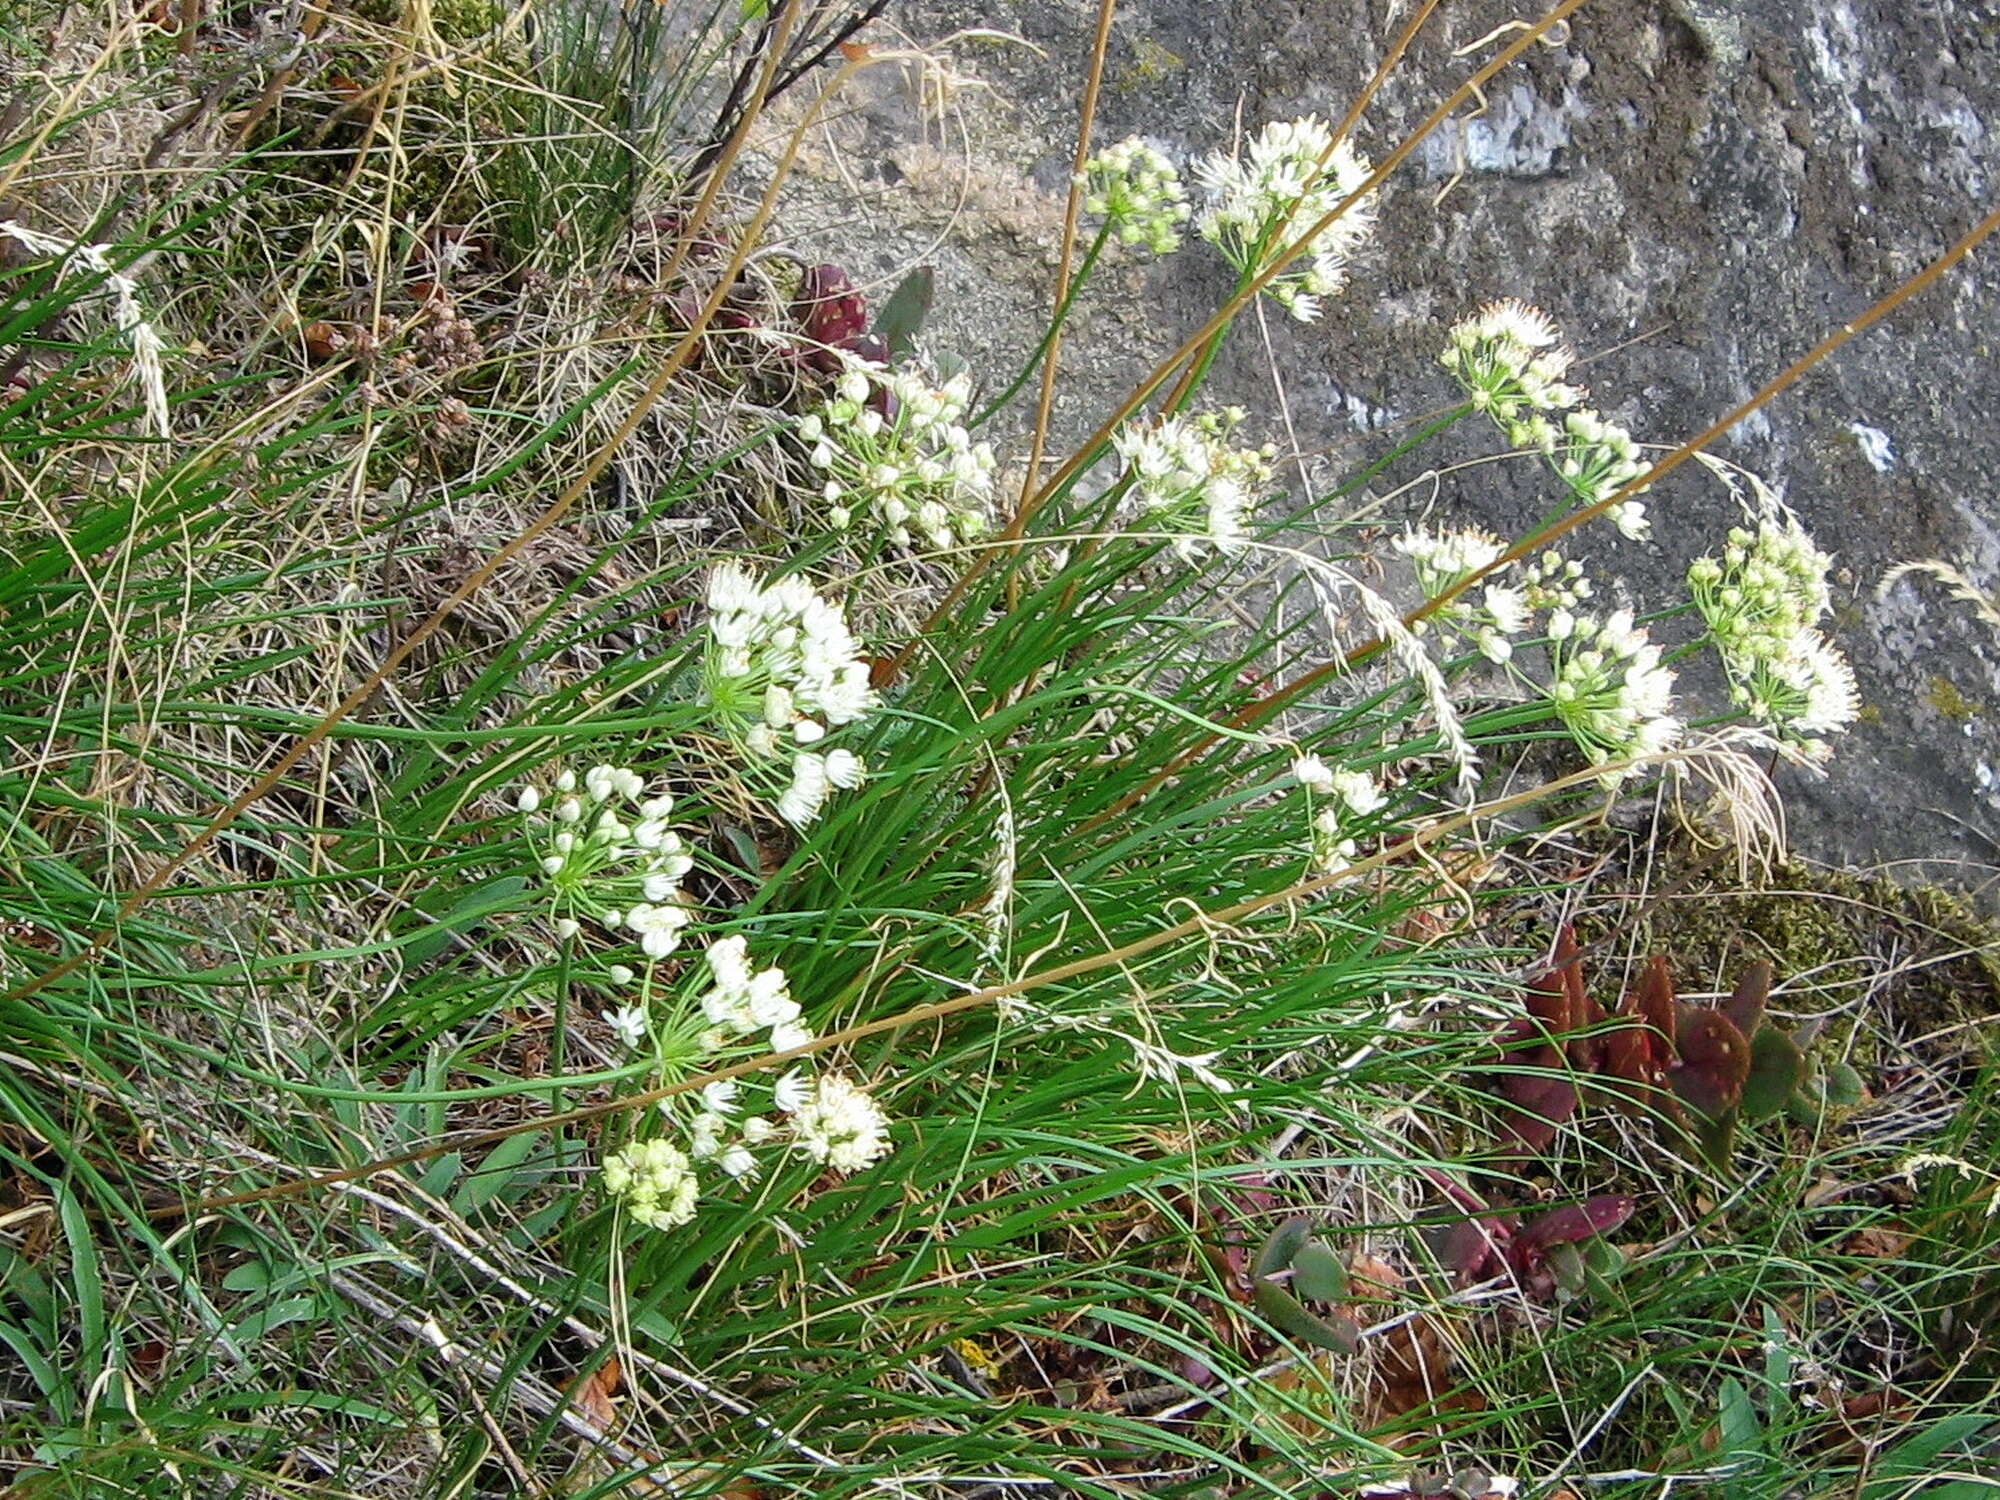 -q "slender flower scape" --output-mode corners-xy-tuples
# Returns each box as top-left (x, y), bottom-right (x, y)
(1393, 527), (1533, 663)
(798, 358), (996, 550)
(1689, 515), (1858, 747)
(1440, 302), (1652, 539)
(1545, 608), (1681, 783)
(519, 764), (695, 958)
(1081, 137), (1191, 254)
(1197, 115), (1377, 323)
(704, 564), (876, 826)
(1111, 407), (1275, 556)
